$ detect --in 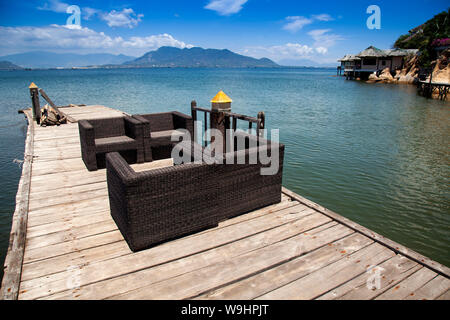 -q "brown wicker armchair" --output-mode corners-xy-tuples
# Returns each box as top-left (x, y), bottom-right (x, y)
(132, 112), (194, 162)
(78, 116), (145, 171)
(105, 142), (220, 252)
